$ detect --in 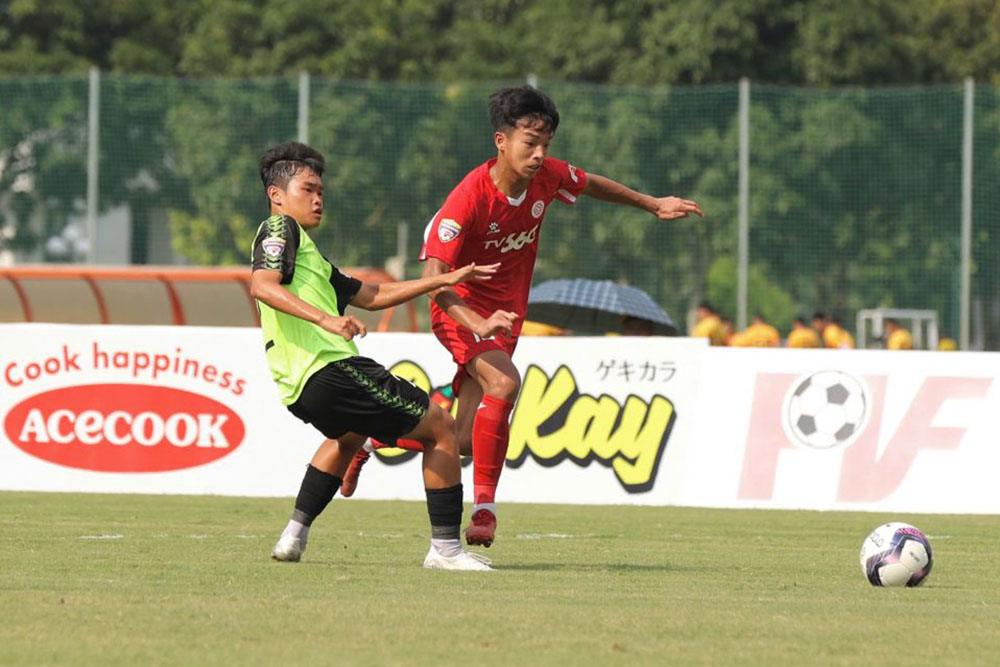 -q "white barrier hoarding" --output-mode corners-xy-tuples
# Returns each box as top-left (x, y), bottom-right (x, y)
(0, 324), (704, 505)
(354, 334), (706, 505)
(686, 347), (999, 514)
(4, 323), (997, 513)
